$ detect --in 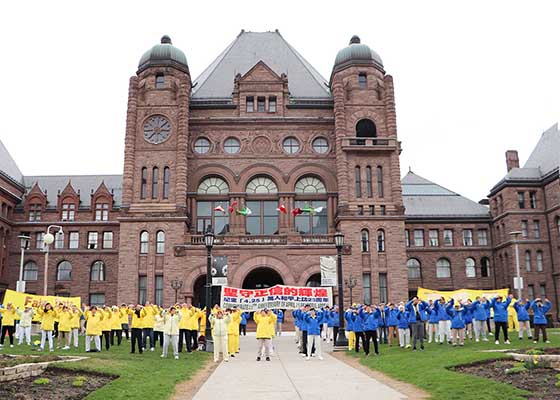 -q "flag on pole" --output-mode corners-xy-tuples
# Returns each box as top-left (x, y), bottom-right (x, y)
(228, 201), (238, 214)
(291, 207), (303, 216)
(236, 206), (252, 216)
(302, 206), (325, 214)
(214, 205), (226, 213)
(277, 204), (287, 214)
